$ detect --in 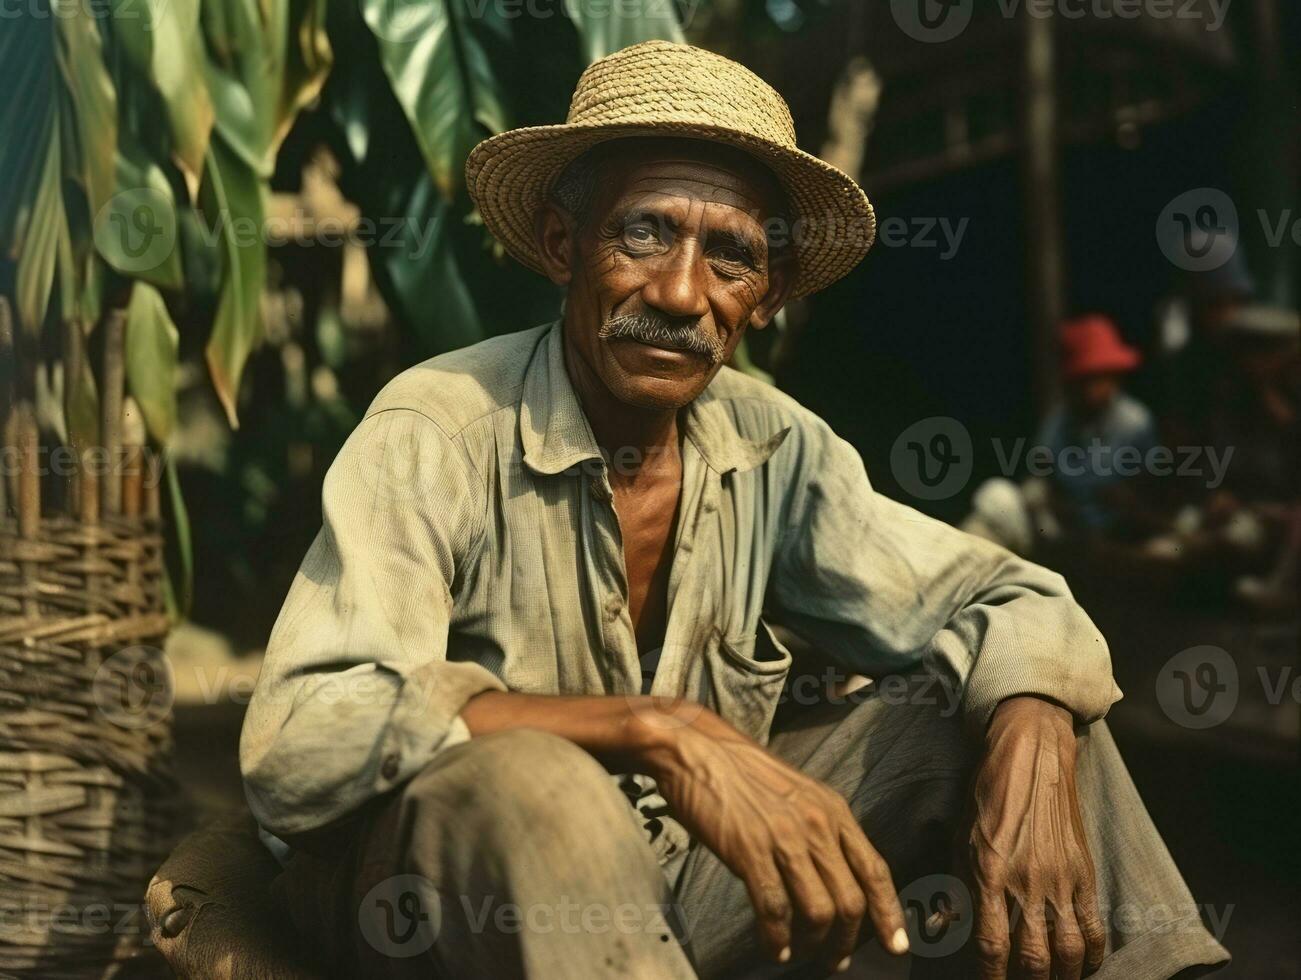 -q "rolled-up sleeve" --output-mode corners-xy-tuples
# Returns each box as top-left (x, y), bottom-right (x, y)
(240, 408), (505, 836)
(771, 419), (1122, 733)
